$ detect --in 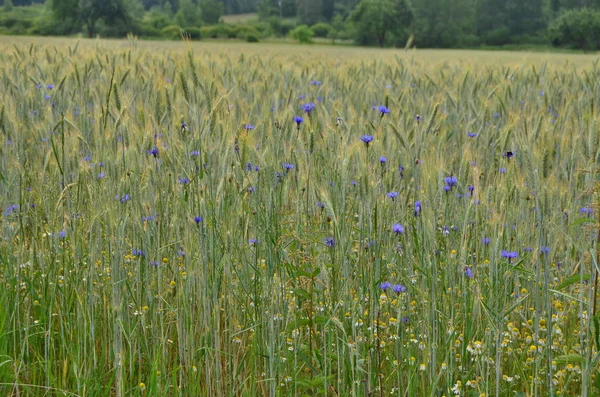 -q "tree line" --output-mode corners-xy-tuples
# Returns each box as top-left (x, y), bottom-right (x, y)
(2, 0), (600, 50)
